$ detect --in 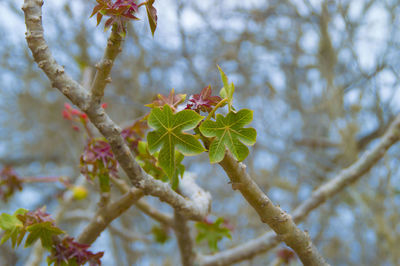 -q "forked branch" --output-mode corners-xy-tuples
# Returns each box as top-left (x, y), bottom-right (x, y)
(22, 0), (210, 221)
